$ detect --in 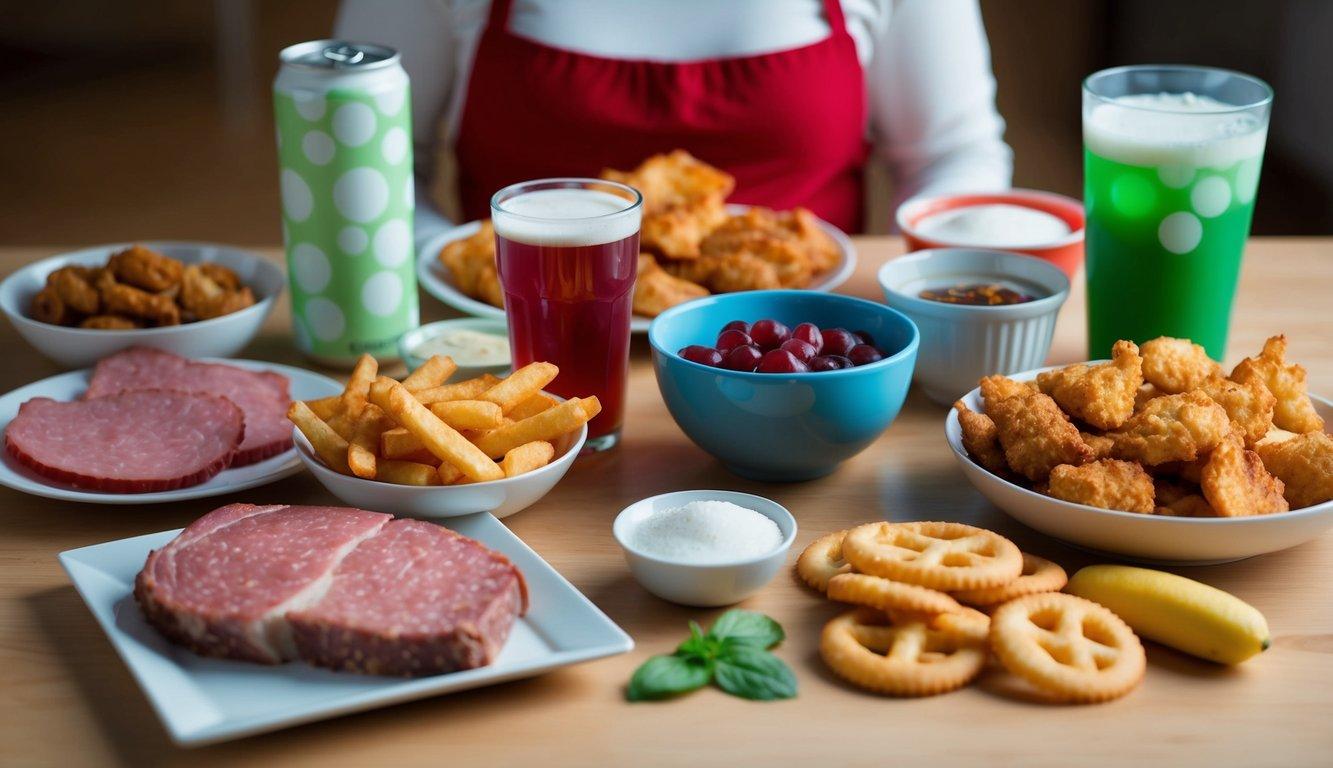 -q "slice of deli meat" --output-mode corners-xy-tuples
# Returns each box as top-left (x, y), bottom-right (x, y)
(288, 519), (528, 676)
(5, 391), (244, 492)
(135, 504), (392, 664)
(86, 347), (292, 466)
